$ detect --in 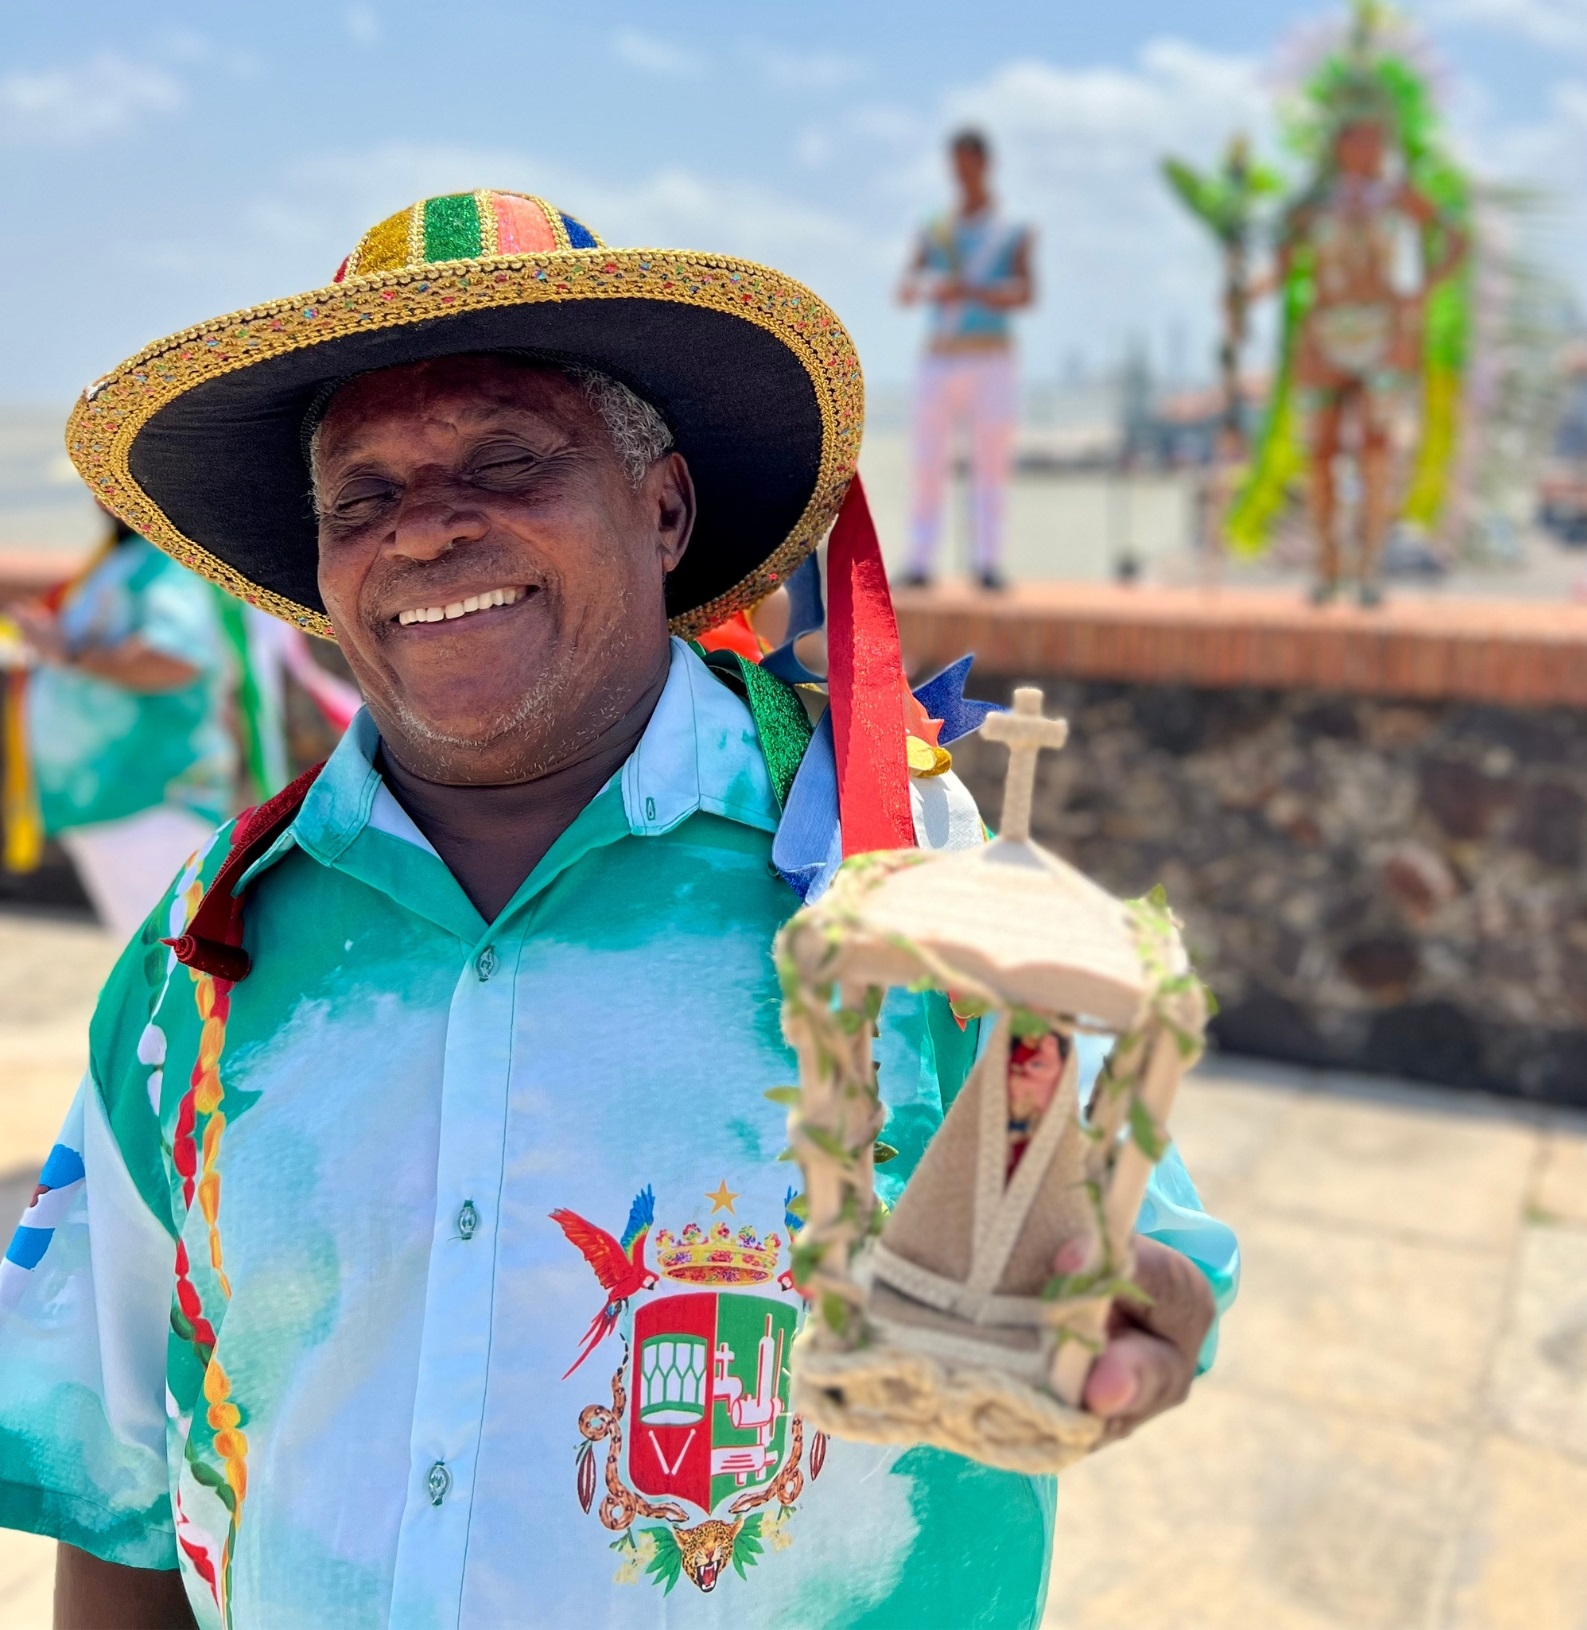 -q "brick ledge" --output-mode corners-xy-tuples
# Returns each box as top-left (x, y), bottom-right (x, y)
(895, 583), (1587, 708)
(8, 556), (1585, 710)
